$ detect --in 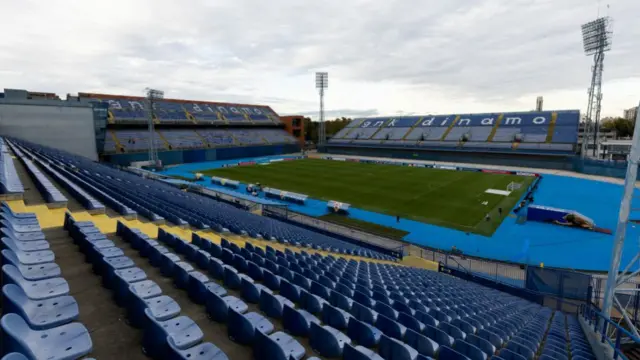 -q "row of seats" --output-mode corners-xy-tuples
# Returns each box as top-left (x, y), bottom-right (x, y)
(9, 143), (67, 204)
(16, 139), (396, 260)
(29, 153), (105, 212)
(0, 204), (94, 359)
(0, 139), (23, 195)
(156, 224), (555, 360)
(105, 128), (297, 154)
(64, 212), (229, 359)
